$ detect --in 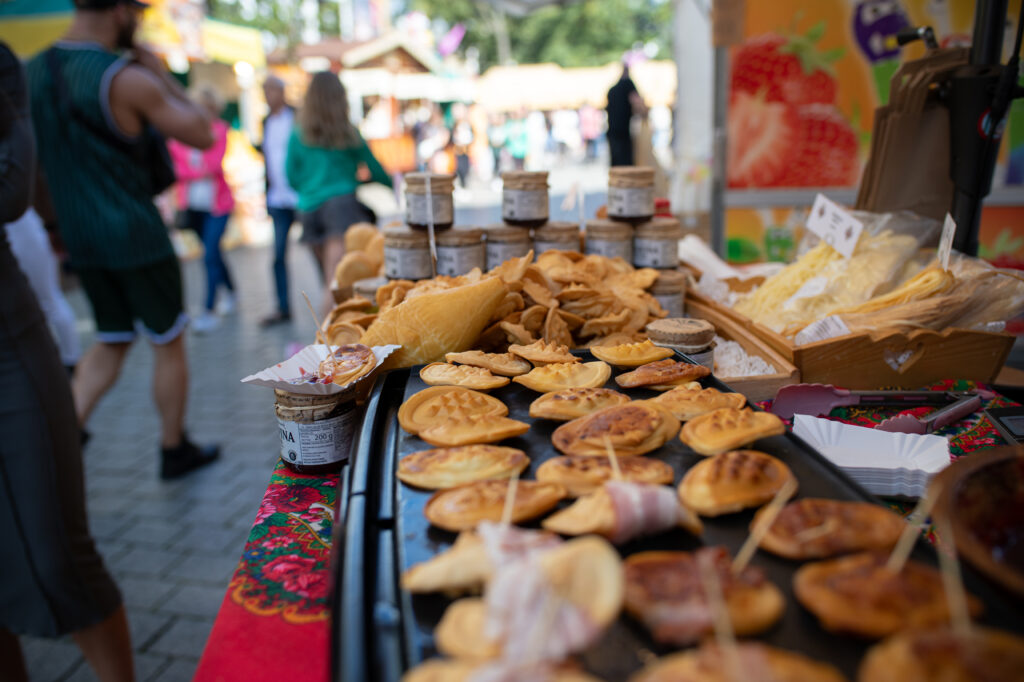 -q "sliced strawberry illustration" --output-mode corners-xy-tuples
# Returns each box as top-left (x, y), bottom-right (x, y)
(727, 90), (799, 188)
(773, 104), (860, 188)
(731, 23), (844, 107)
